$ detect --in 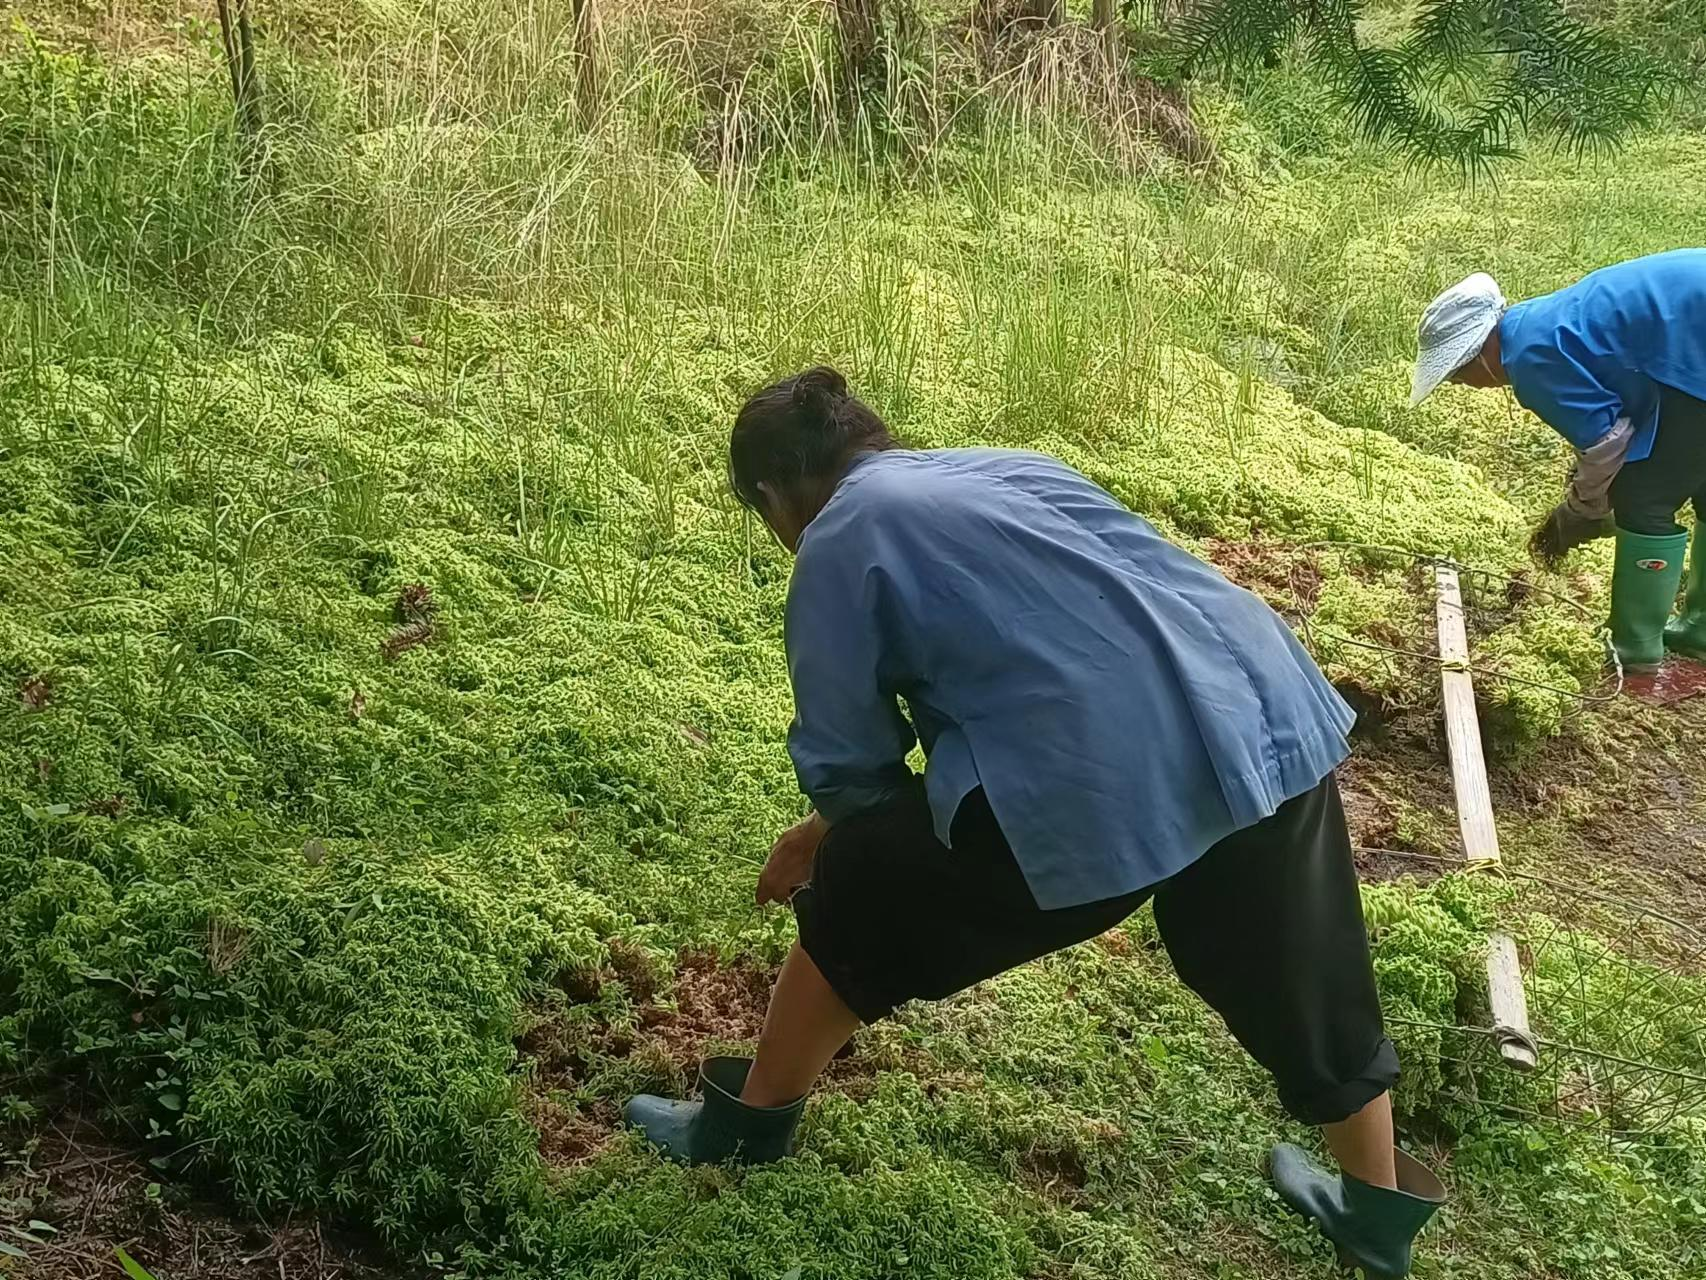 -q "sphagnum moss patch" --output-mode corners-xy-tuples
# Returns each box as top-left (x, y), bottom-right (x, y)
(4, 11), (1706, 1280)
